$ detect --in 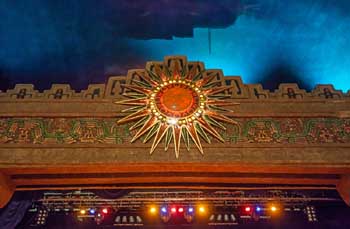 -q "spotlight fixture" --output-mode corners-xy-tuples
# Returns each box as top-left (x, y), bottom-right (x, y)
(102, 208), (108, 214)
(305, 206), (317, 222)
(171, 207), (177, 213)
(161, 207), (167, 213)
(198, 205), (207, 215)
(33, 208), (49, 226)
(271, 206), (277, 212)
(149, 206), (157, 214)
